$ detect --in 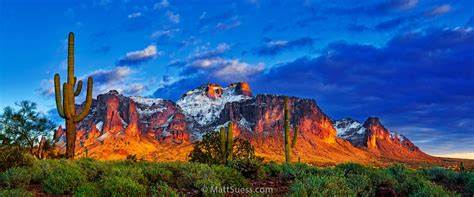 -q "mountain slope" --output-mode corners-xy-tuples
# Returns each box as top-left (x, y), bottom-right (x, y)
(53, 81), (438, 165)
